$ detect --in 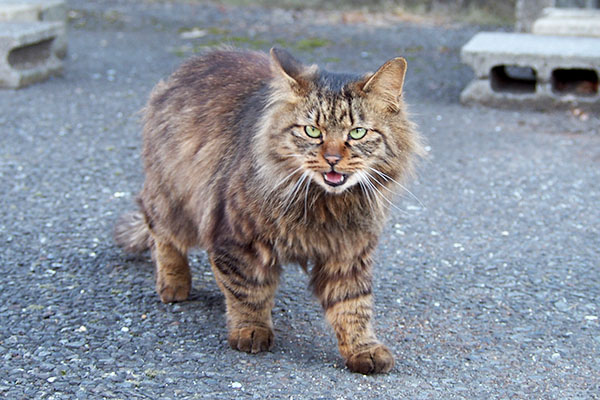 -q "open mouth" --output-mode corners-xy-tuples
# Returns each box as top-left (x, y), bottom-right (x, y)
(323, 171), (347, 187)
